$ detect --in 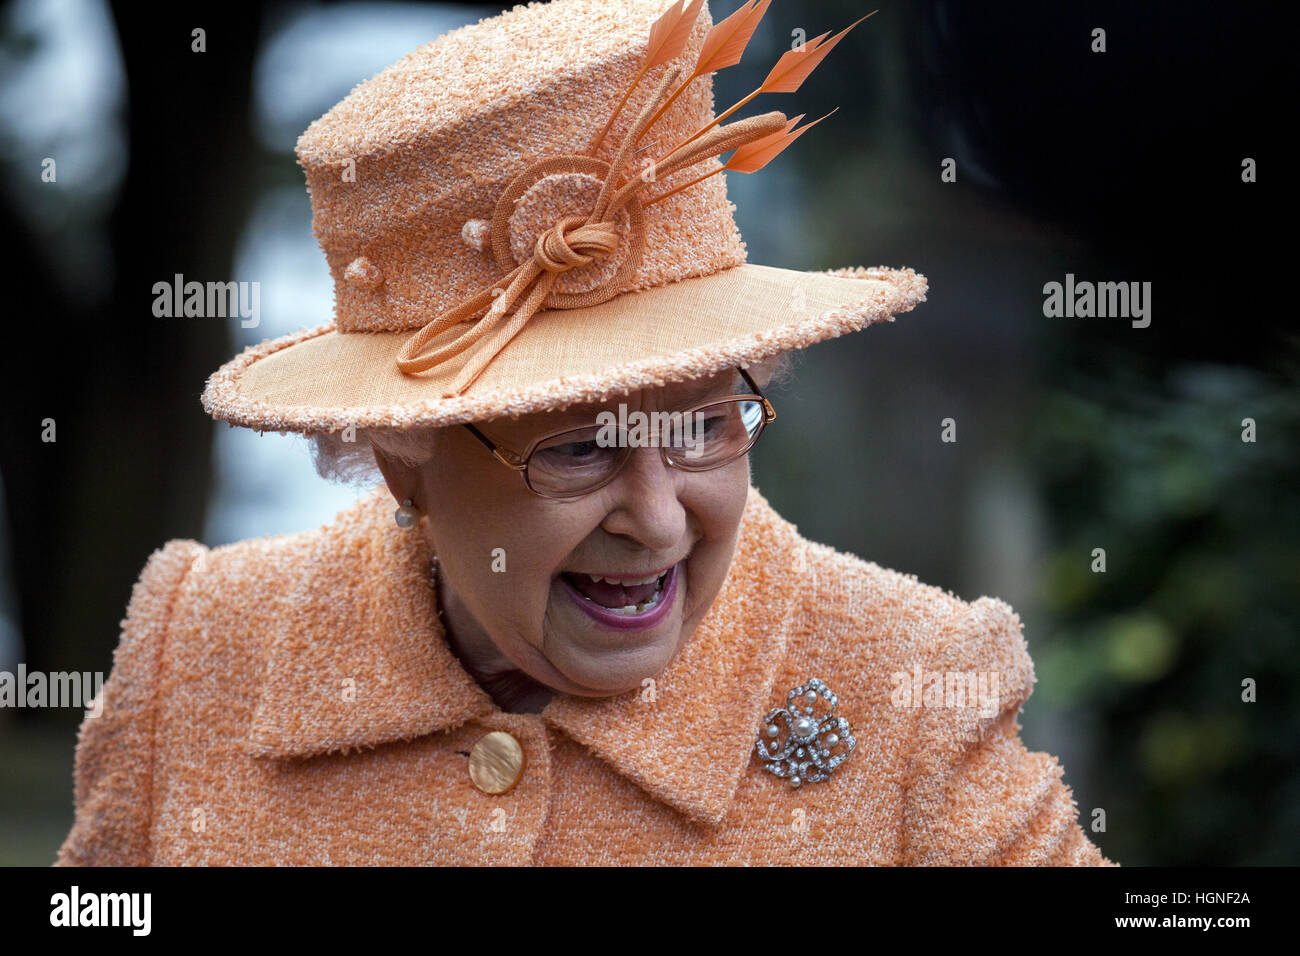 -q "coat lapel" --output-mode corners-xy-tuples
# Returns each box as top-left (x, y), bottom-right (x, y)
(244, 485), (805, 827)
